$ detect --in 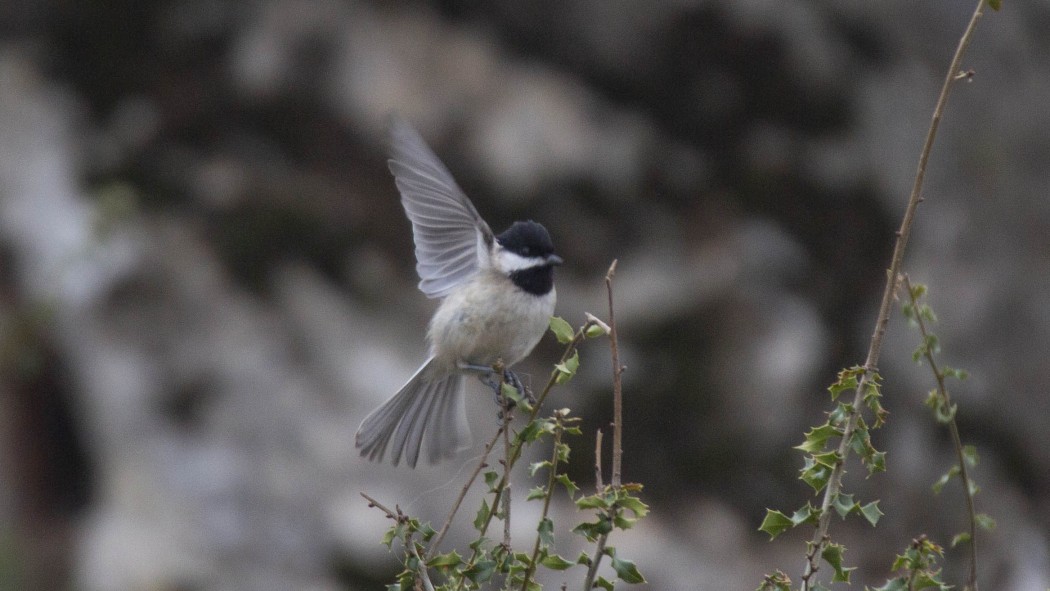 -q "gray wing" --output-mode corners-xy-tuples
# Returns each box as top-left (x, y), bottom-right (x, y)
(388, 117), (493, 299)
